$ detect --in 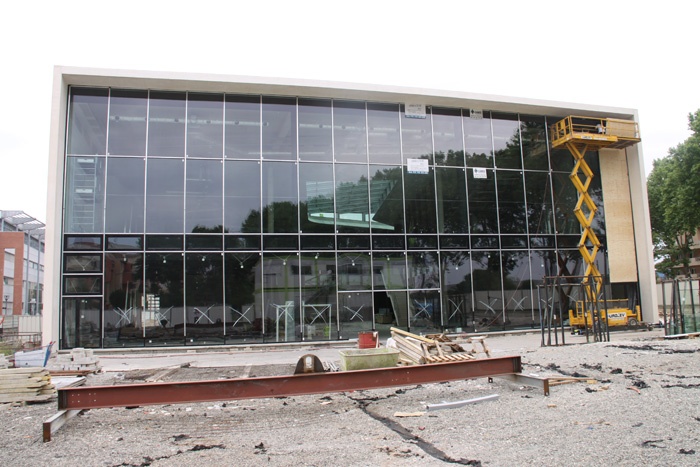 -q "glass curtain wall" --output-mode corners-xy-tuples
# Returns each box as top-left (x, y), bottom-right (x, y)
(60, 86), (612, 348)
